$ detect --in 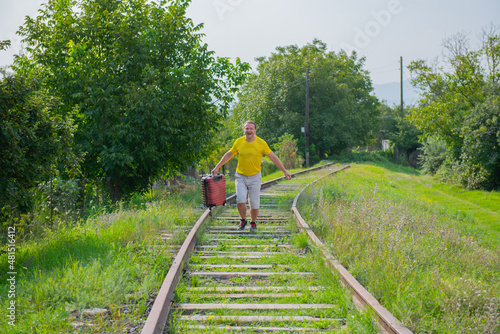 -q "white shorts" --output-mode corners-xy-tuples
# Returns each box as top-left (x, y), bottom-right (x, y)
(235, 172), (262, 209)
